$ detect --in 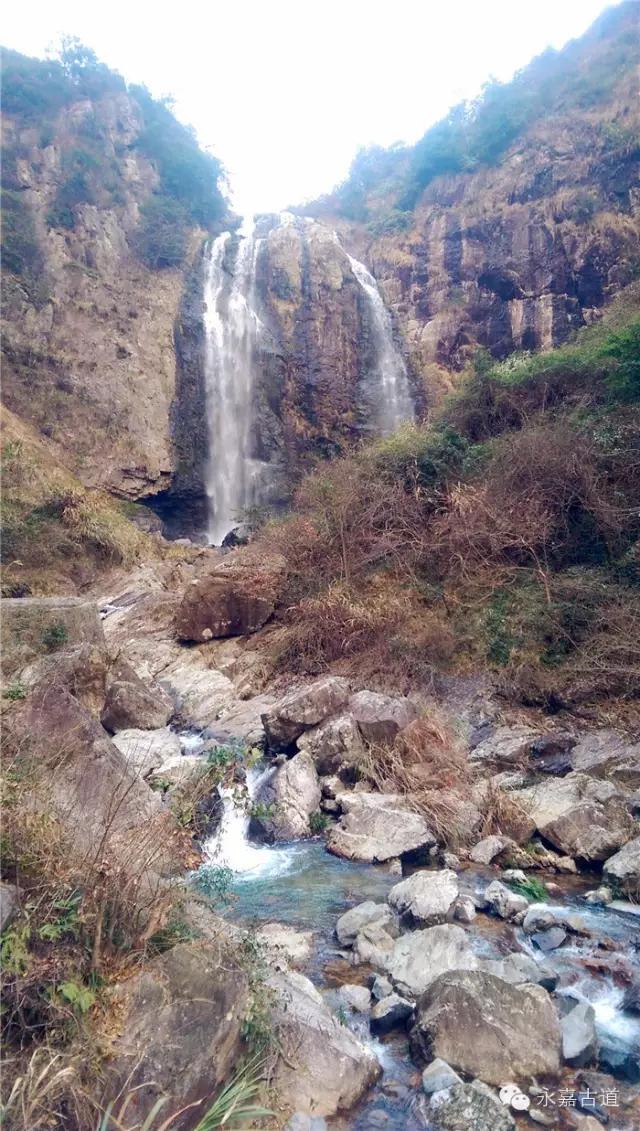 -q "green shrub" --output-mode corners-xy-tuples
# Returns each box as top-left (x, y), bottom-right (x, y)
(41, 622), (68, 651)
(309, 811), (329, 834)
(2, 682), (27, 701)
(508, 876), (548, 902)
